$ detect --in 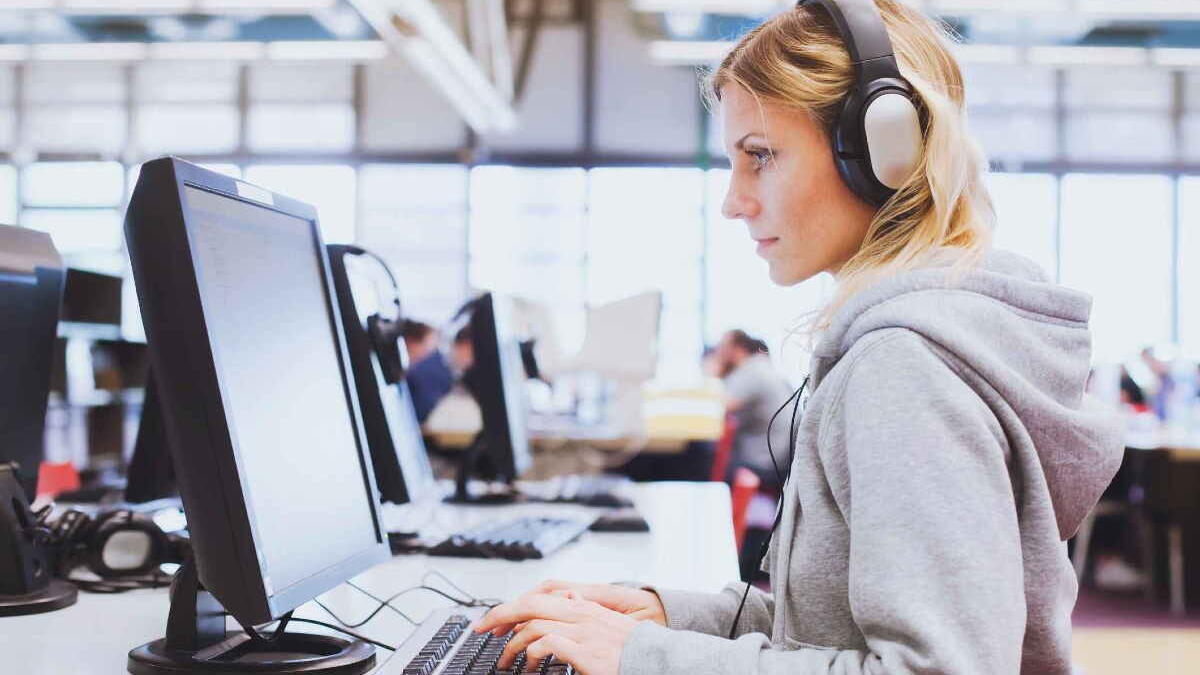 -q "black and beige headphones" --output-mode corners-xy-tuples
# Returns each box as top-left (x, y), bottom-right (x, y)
(798, 0), (924, 207)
